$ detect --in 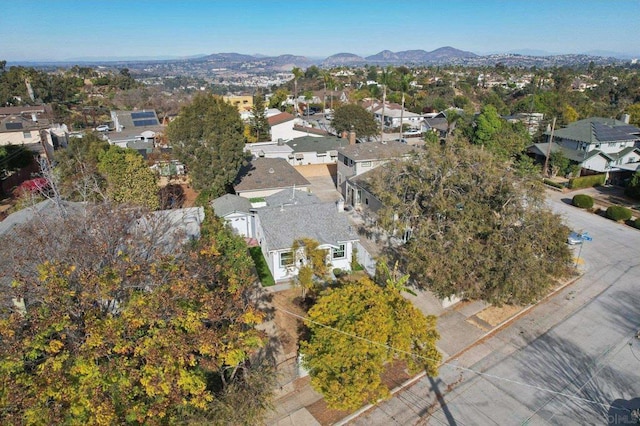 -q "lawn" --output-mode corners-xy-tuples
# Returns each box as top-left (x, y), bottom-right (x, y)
(248, 247), (275, 287)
